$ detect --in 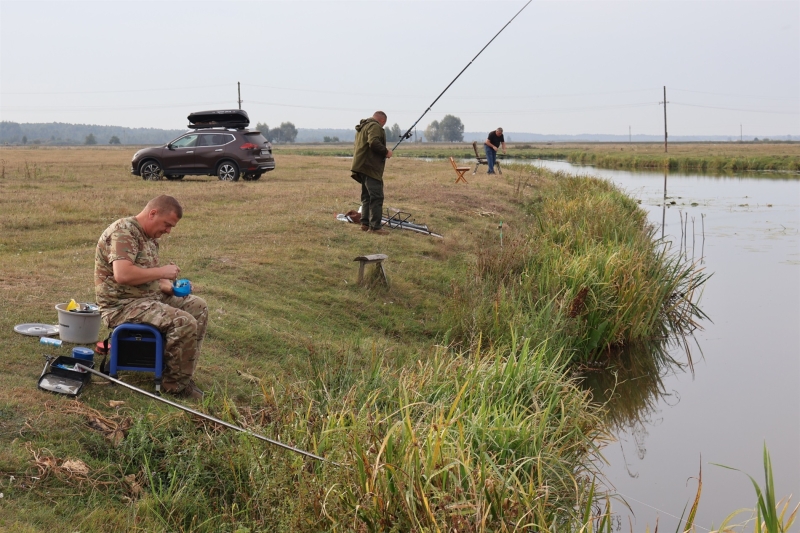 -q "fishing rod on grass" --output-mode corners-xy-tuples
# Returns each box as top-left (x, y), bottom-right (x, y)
(76, 364), (339, 466)
(391, 0), (532, 151)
